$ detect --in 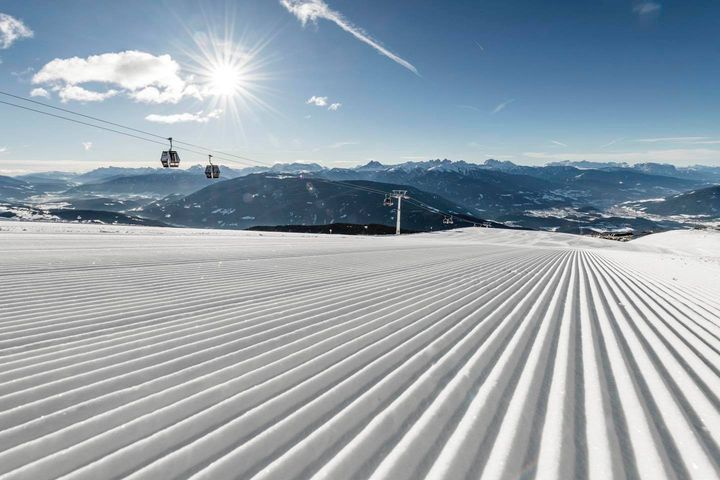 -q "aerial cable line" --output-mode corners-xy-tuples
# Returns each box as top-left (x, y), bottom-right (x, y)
(310, 178), (390, 196)
(0, 90), (271, 168)
(300, 175), (417, 198)
(298, 177), (477, 225)
(171, 139), (267, 167)
(0, 97), (344, 180)
(0, 98), (256, 168)
(308, 176), (479, 228)
(0, 92), (479, 229)
(0, 97), (392, 197)
(308, 177), (473, 225)
(0, 90), (167, 141)
(342, 182), (395, 195)
(293, 175), (390, 198)
(404, 197), (480, 226)
(0, 99), (170, 148)
(0, 92), (434, 197)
